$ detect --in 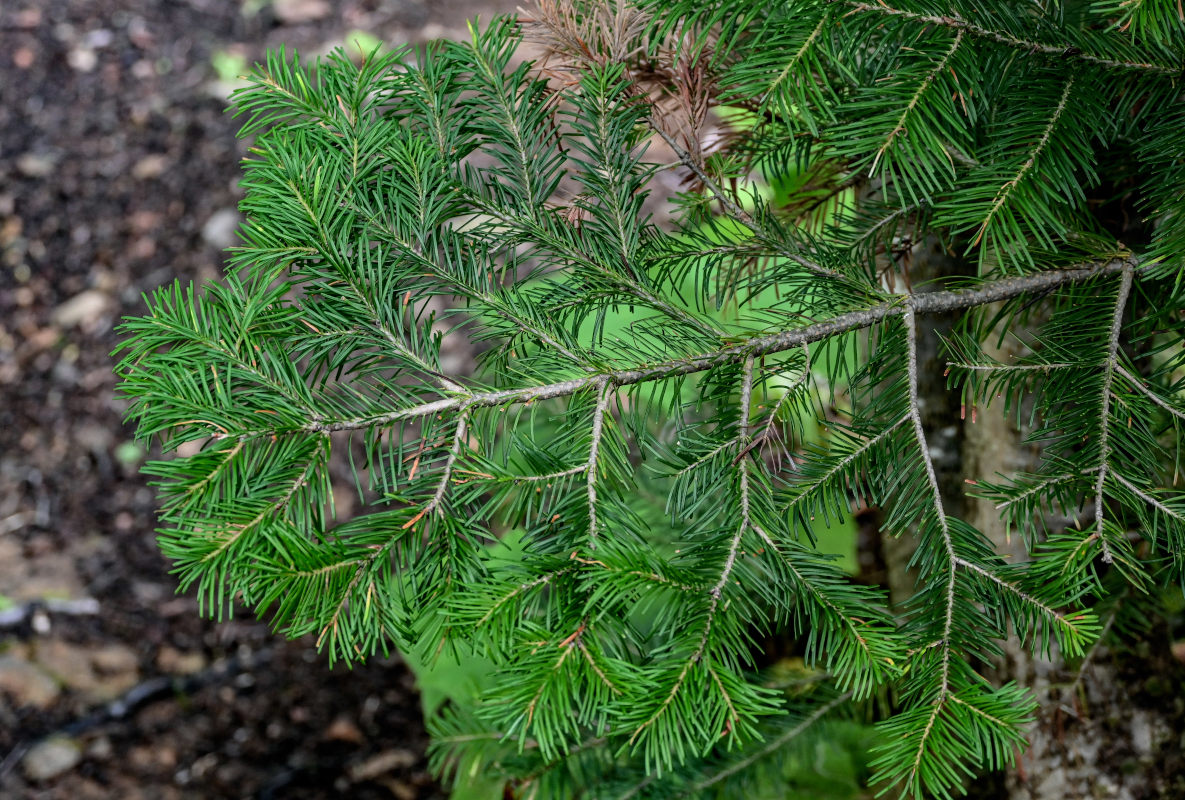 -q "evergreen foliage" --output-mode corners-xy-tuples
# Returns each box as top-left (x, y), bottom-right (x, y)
(115, 2), (1185, 797)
